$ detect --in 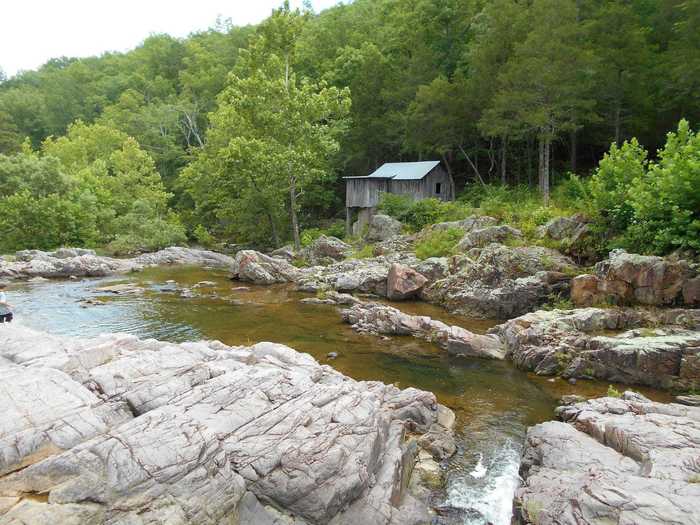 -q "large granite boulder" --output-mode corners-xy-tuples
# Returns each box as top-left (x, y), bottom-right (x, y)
(571, 249), (698, 307)
(232, 250), (301, 285)
(421, 244), (577, 319)
(341, 302), (505, 360)
(296, 256), (397, 296)
(134, 246), (237, 269)
(387, 263), (428, 300)
(366, 214), (403, 242)
(492, 307), (700, 390)
(0, 325), (450, 524)
(417, 216), (498, 239)
(514, 392), (700, 524)
(300, 235), (352, 265)
(453, 225), (522, 251)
